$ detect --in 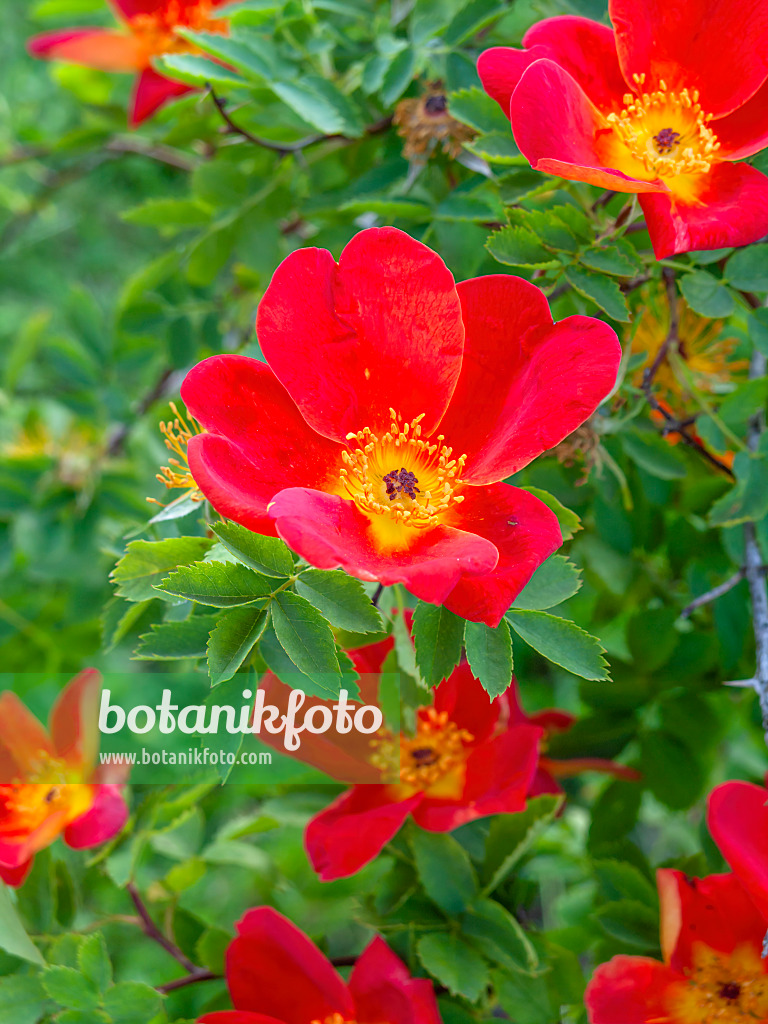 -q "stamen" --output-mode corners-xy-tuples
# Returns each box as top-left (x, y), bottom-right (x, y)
(147, 402), (205, 507)
(606, 76), (720, 178)
(130, 0), (227, 58)
(370, 708), (473, 790)
(339, 409), (466, 529)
